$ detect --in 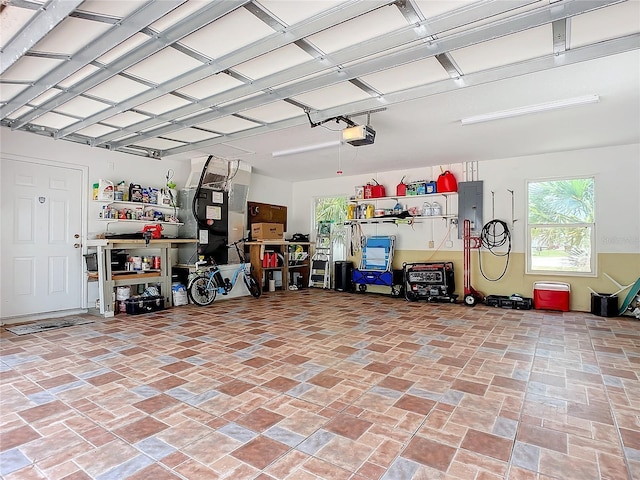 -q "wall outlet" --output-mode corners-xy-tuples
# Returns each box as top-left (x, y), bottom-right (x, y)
(445, 240), (453, 248)
(428, 240), (435, 248)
